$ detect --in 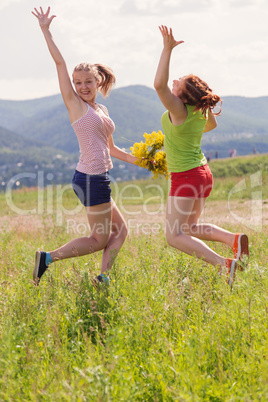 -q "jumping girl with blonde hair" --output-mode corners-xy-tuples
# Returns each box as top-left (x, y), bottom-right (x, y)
(154, 26), (249, 287)
(32, 7), (138, 285)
